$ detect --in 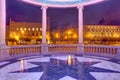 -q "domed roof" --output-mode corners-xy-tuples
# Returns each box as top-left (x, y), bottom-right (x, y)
(21, 0), (104, 8)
